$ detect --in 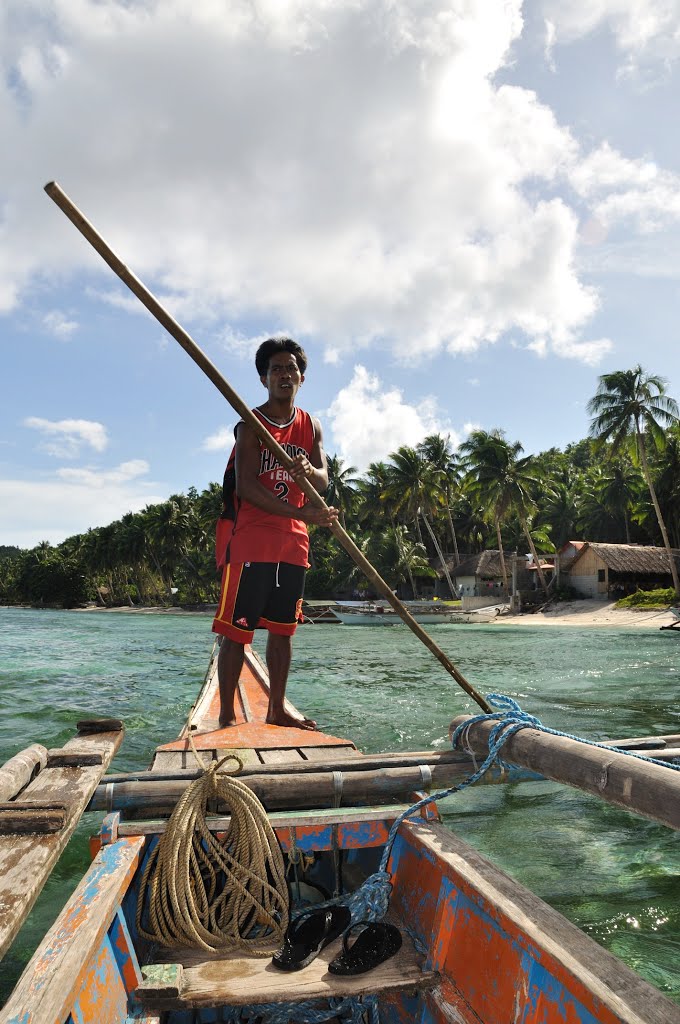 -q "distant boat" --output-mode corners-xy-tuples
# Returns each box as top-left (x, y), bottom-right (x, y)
(333, 599), (465, 625)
